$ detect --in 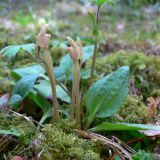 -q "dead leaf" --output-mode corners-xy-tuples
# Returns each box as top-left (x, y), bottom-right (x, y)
(147, 96), (160, 117)
(140, 130), (160, 137)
